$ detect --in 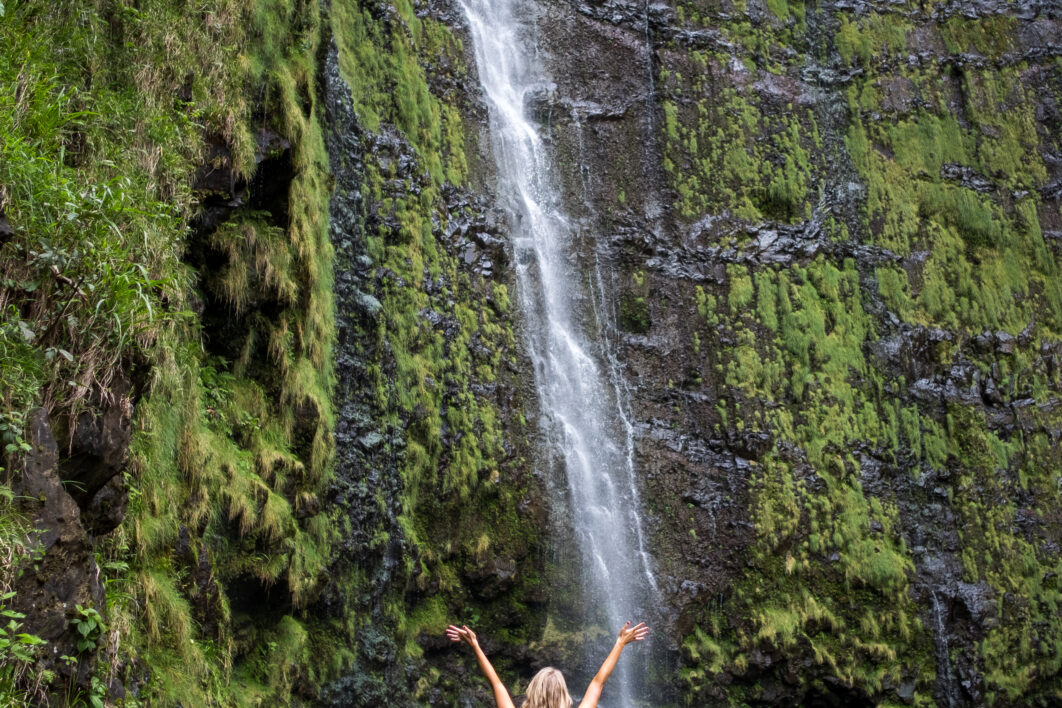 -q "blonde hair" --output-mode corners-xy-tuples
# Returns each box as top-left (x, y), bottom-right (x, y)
(523, 667), (572, 708)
